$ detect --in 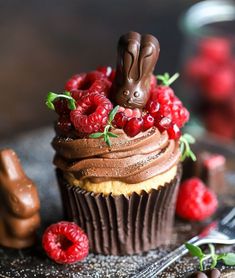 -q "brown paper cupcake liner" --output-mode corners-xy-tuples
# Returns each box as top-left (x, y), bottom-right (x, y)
(56, 165), (182, 255)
